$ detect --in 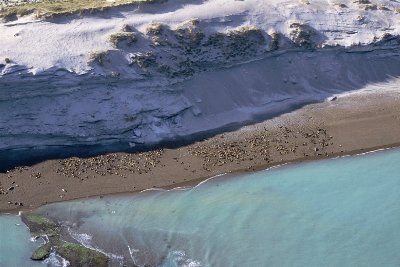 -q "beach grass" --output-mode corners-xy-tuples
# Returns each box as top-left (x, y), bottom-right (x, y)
(0, 0), (164, 20)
